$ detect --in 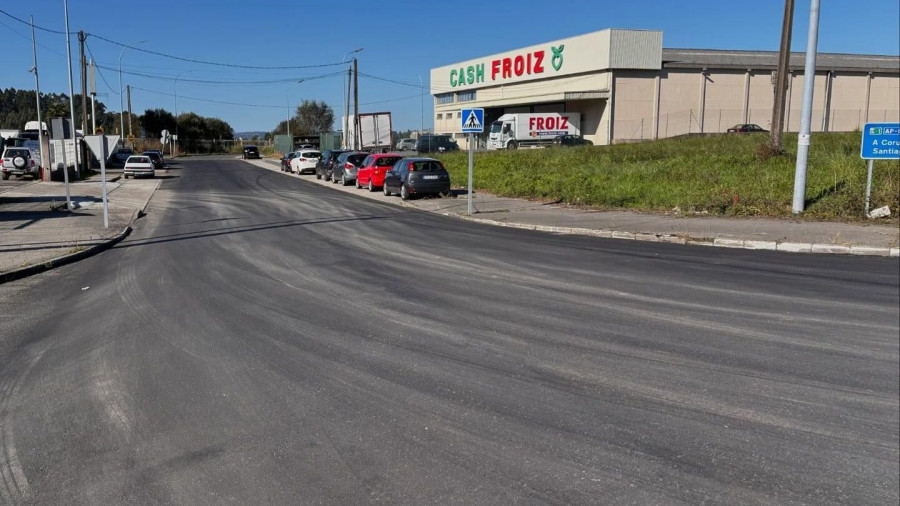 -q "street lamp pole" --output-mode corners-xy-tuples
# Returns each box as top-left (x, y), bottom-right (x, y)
(174, 70), (189, 157)
(342, 48), (363, 148)
(417, 75), (424, 140)
(119, 40), (147, 142)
